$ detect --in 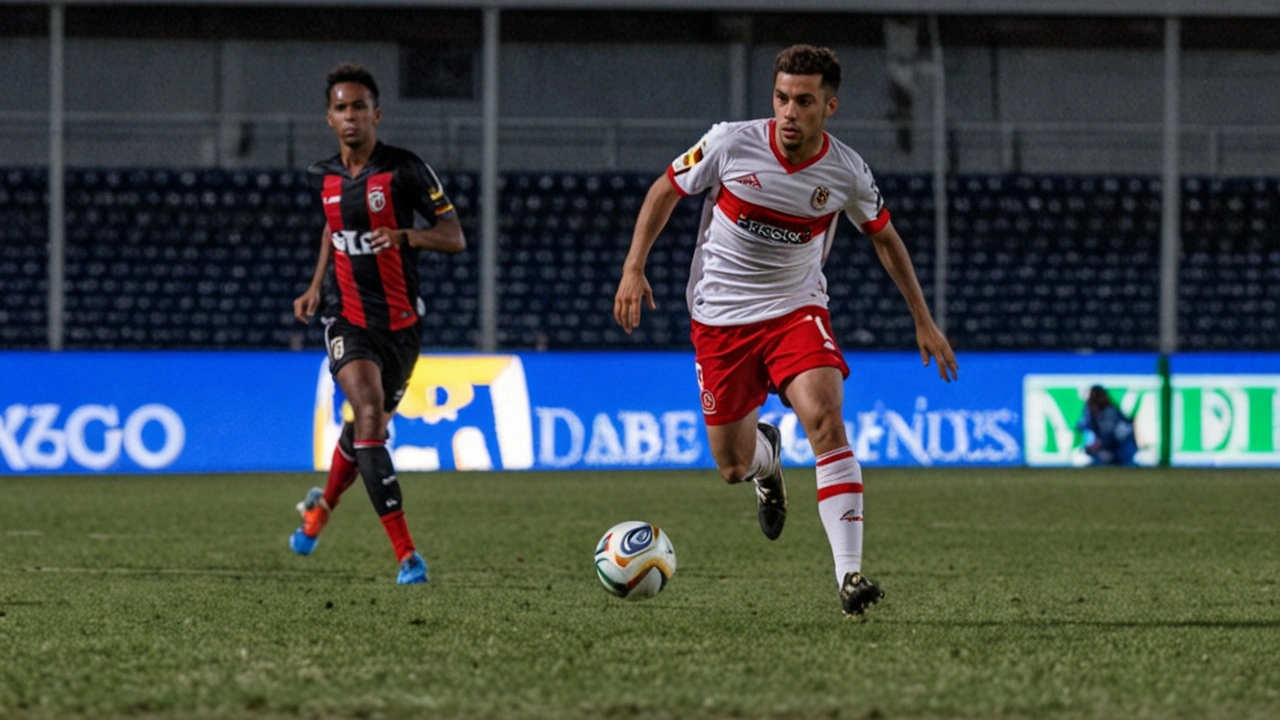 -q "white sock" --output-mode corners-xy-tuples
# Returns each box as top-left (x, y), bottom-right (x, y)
(815, 446), (864, 587)
(744, 426), (774, 482)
